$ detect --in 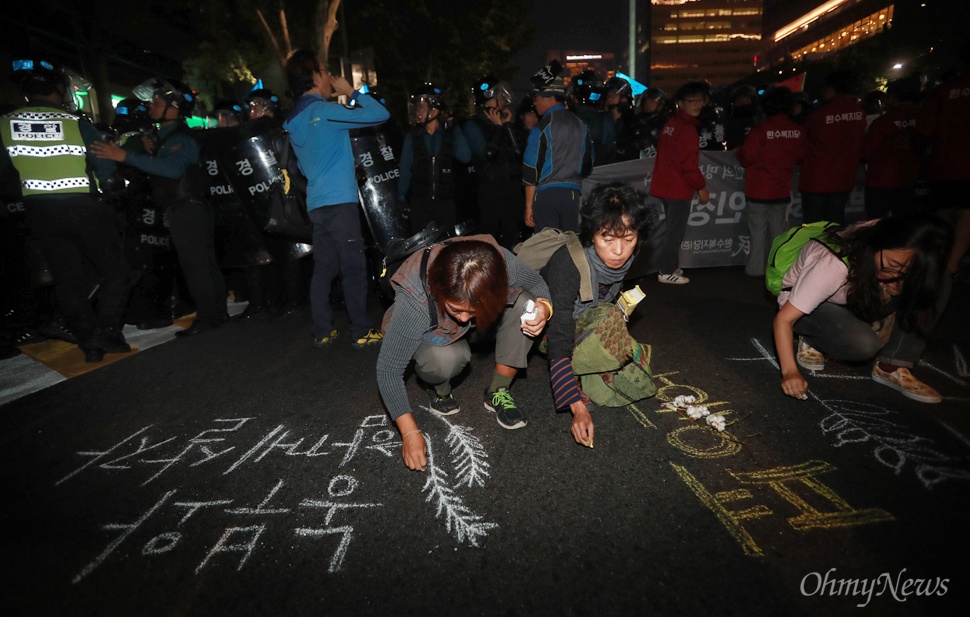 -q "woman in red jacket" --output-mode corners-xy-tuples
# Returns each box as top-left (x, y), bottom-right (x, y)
(648, 81), (711, 285)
